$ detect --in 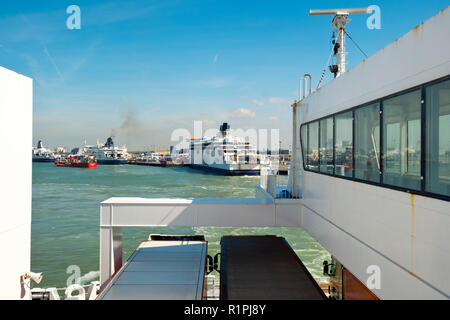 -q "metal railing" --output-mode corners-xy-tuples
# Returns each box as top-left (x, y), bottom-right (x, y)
(205, 275), (220, 300)
(260, 165), (300, 199)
